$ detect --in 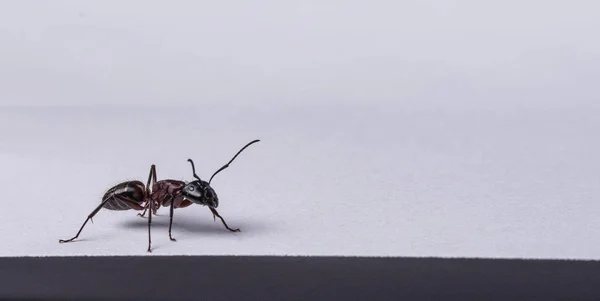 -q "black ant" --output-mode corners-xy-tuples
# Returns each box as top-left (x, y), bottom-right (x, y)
(59, 139), (260, 252)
